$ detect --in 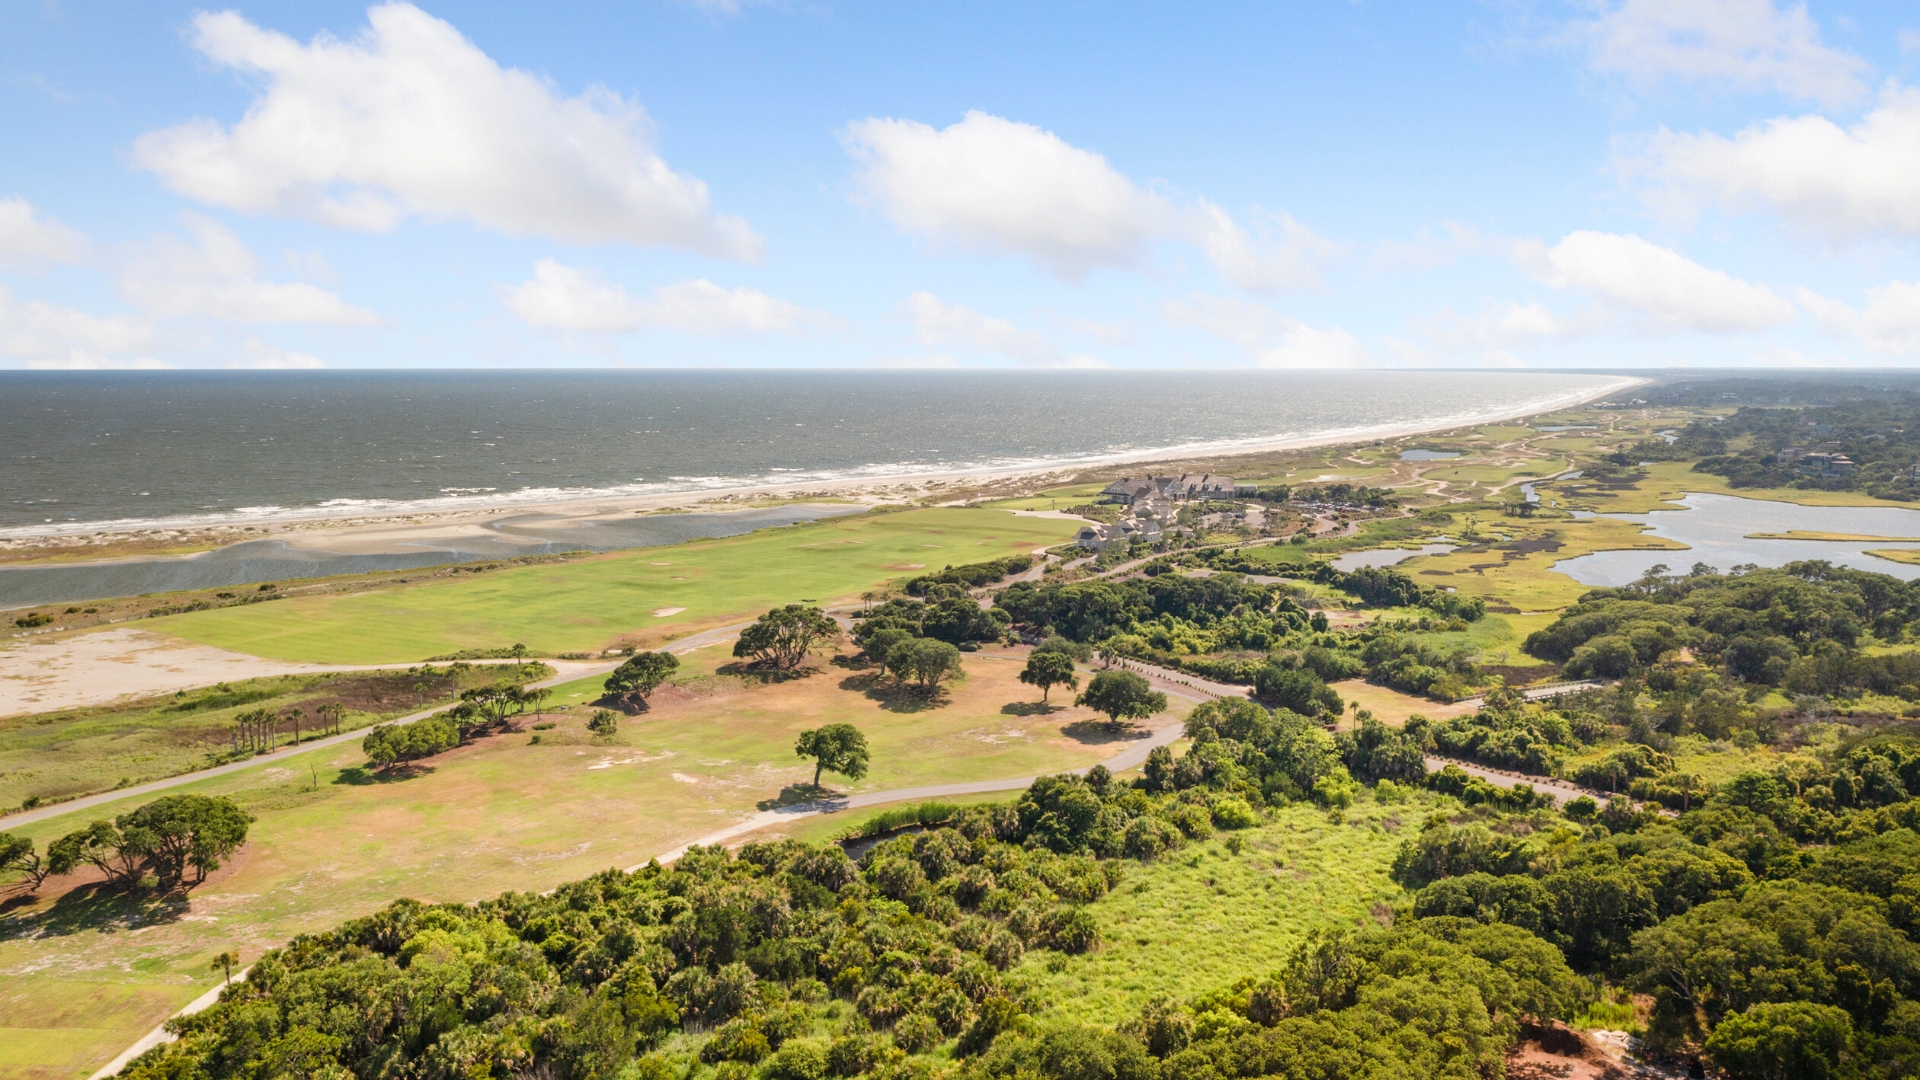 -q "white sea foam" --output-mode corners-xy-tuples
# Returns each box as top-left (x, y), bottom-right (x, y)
(0, 373), (1640, 540)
